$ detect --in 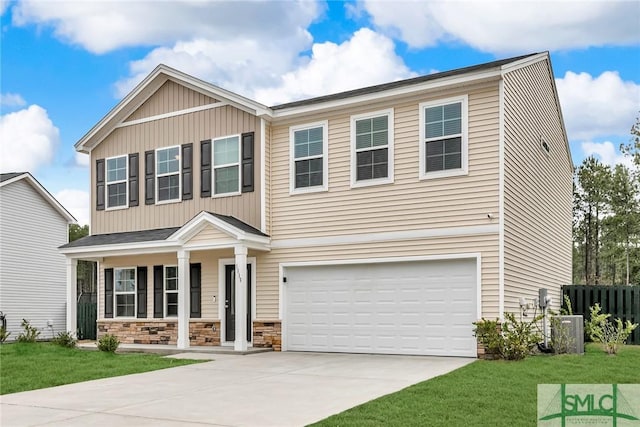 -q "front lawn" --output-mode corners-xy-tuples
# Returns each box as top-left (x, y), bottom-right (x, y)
(312, 344), (640, 427)
(0, 342), (203, 395)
